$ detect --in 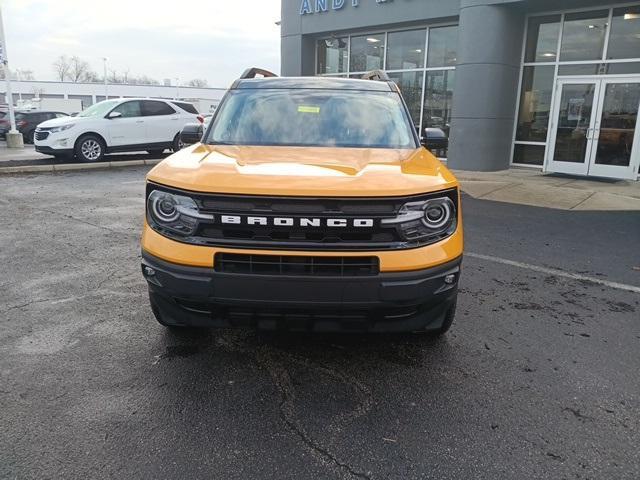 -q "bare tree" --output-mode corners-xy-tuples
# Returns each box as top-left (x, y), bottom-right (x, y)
(134, 74), (160, 86)
(68, 56), (92, 82)
(52, 55), (71, 81)
(107, 69), (121, 83)
(122, 67), (131, 84)
(18, 69), (35, 80)
(186, 78), (208, 88)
